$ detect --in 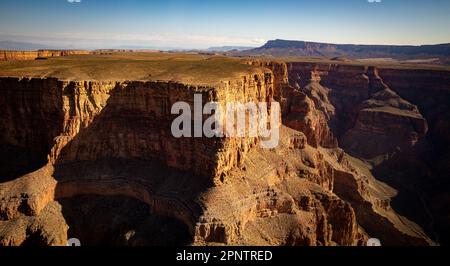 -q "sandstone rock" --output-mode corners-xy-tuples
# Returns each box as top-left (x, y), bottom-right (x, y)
(288, 133), (307, 150)
(285, 62), (429, 160)
(0, 59), (440, 246)
(0, 201), (67, 246)
(0, 50), (90, 61)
